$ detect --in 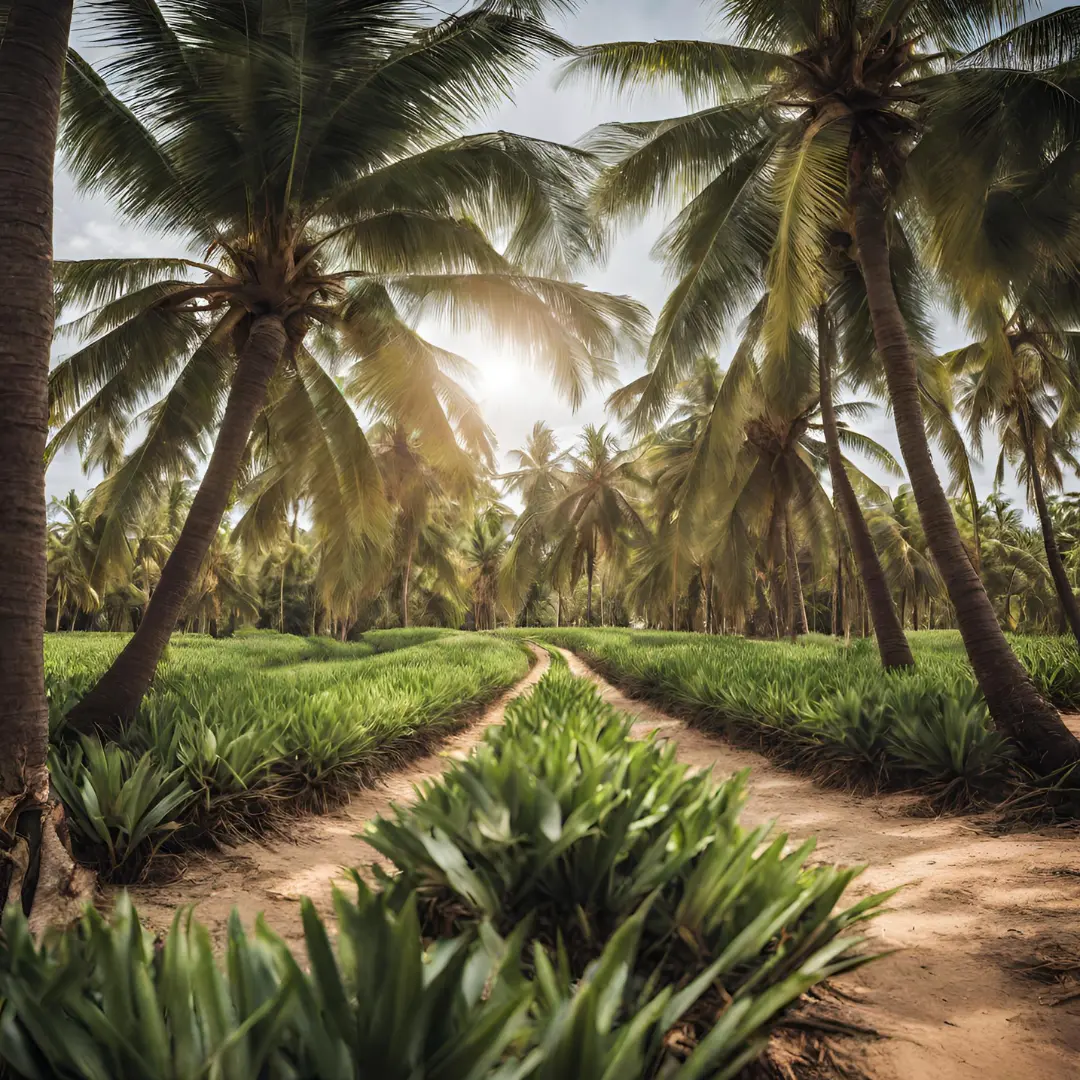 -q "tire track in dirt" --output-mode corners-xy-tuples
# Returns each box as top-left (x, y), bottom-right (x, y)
(556, 646), (1080, 1080)
(118, 645), (550, 952)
